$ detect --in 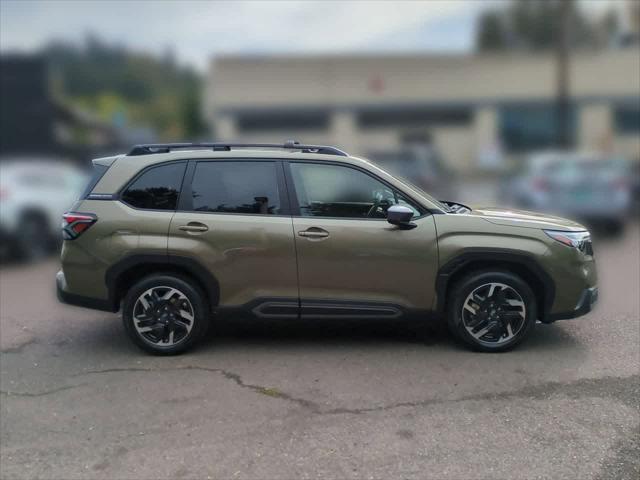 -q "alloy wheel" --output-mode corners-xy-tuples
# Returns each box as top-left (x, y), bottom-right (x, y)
(133, 286), (195, 346)
(461, 282), (526, 346)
